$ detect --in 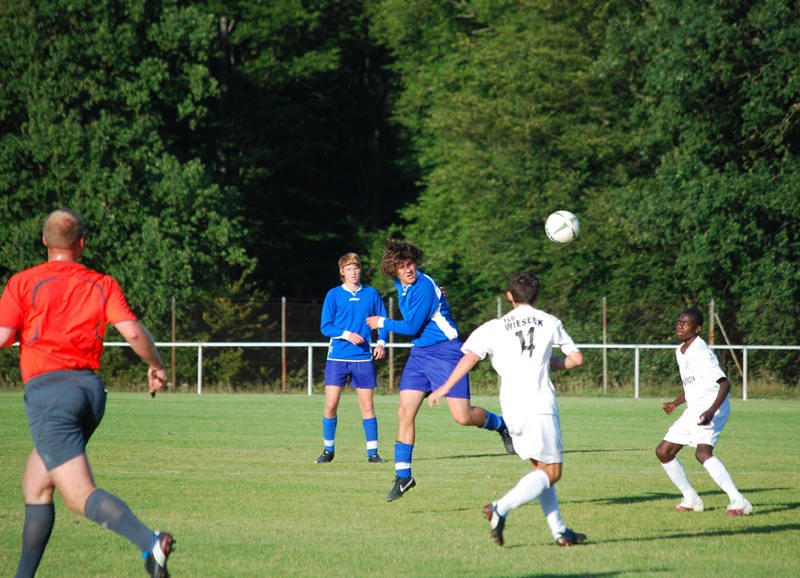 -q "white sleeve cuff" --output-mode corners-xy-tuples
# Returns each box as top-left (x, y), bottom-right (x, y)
(378, 318), (386, 329)
(377, 340), (386, 347)
(341, 331), (351, 340)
